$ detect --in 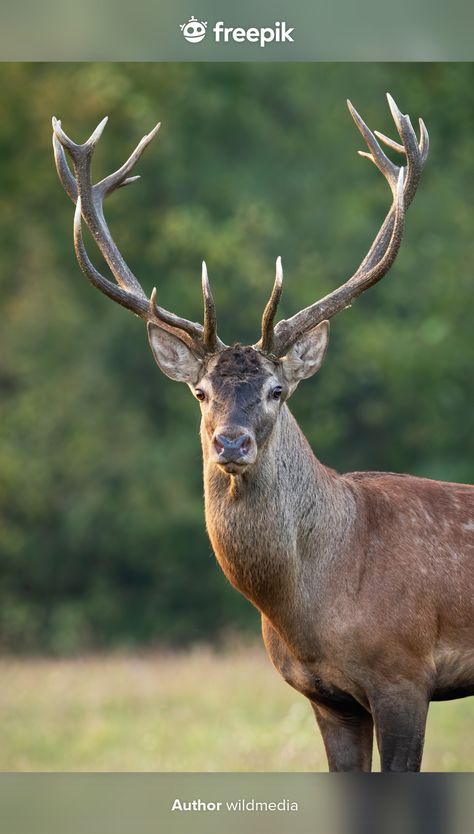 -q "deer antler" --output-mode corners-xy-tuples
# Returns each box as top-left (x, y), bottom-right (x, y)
(53, 96), (428, 361)
(52, 117), (225, 355)
(257, 93), (429, 357)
